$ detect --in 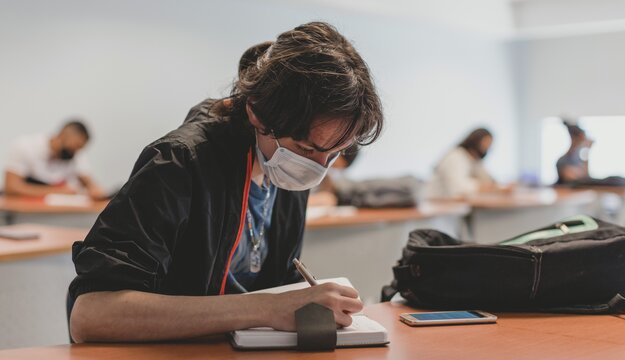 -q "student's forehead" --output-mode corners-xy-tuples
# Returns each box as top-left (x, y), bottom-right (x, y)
(306, 118), (354, 150)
